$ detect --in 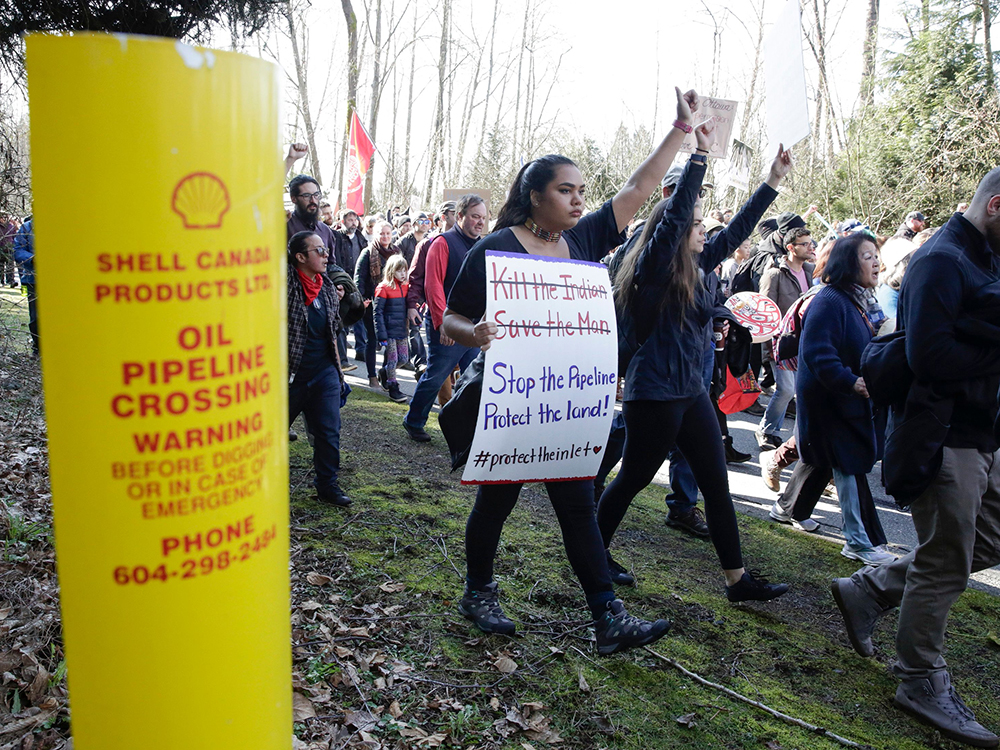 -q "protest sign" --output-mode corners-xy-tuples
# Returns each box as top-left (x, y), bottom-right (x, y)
(27, 33), (289, 749)
(764, 0), (811, 155)
(677, 96), (739, 159)
(717, 140), (753, 194)
(462, 251), (618, 484)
